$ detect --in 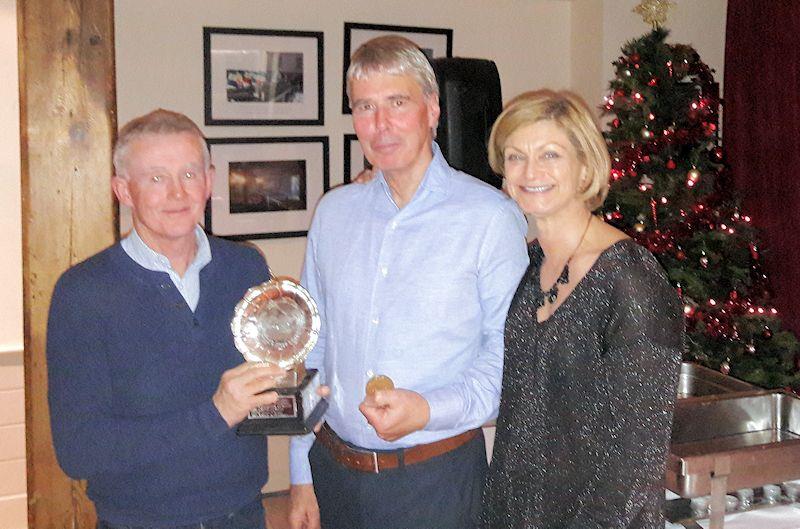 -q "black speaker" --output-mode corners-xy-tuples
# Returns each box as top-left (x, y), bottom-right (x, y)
(431, 57), (503, 189)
